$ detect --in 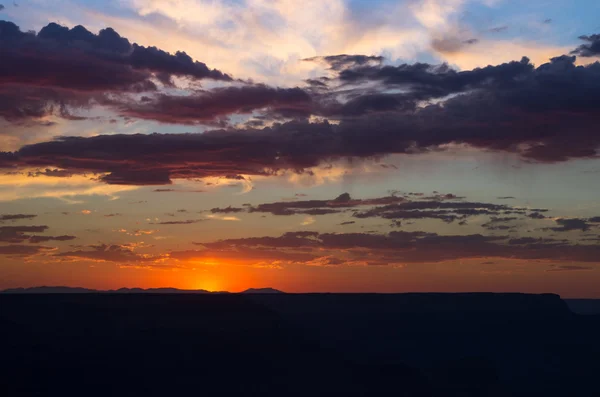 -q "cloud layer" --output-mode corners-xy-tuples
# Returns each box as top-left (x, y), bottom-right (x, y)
(2, 19), (600, 184)
(0, 20), (230, 122)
